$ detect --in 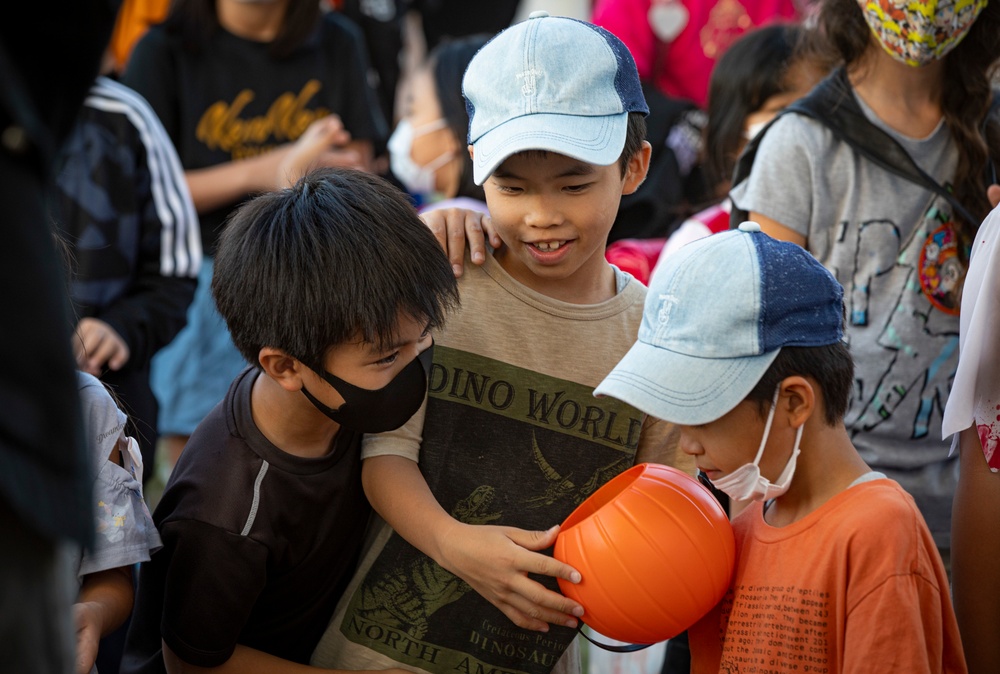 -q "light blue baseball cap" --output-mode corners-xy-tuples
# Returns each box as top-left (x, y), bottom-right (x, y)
(595, 223), (846, 425)
(463, 11), (649, 185)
